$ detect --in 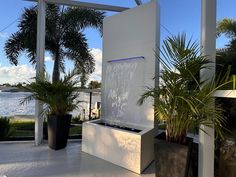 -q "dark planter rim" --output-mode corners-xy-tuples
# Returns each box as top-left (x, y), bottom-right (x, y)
(48, 114), (72, 117)
(155, 132), (193, 146)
